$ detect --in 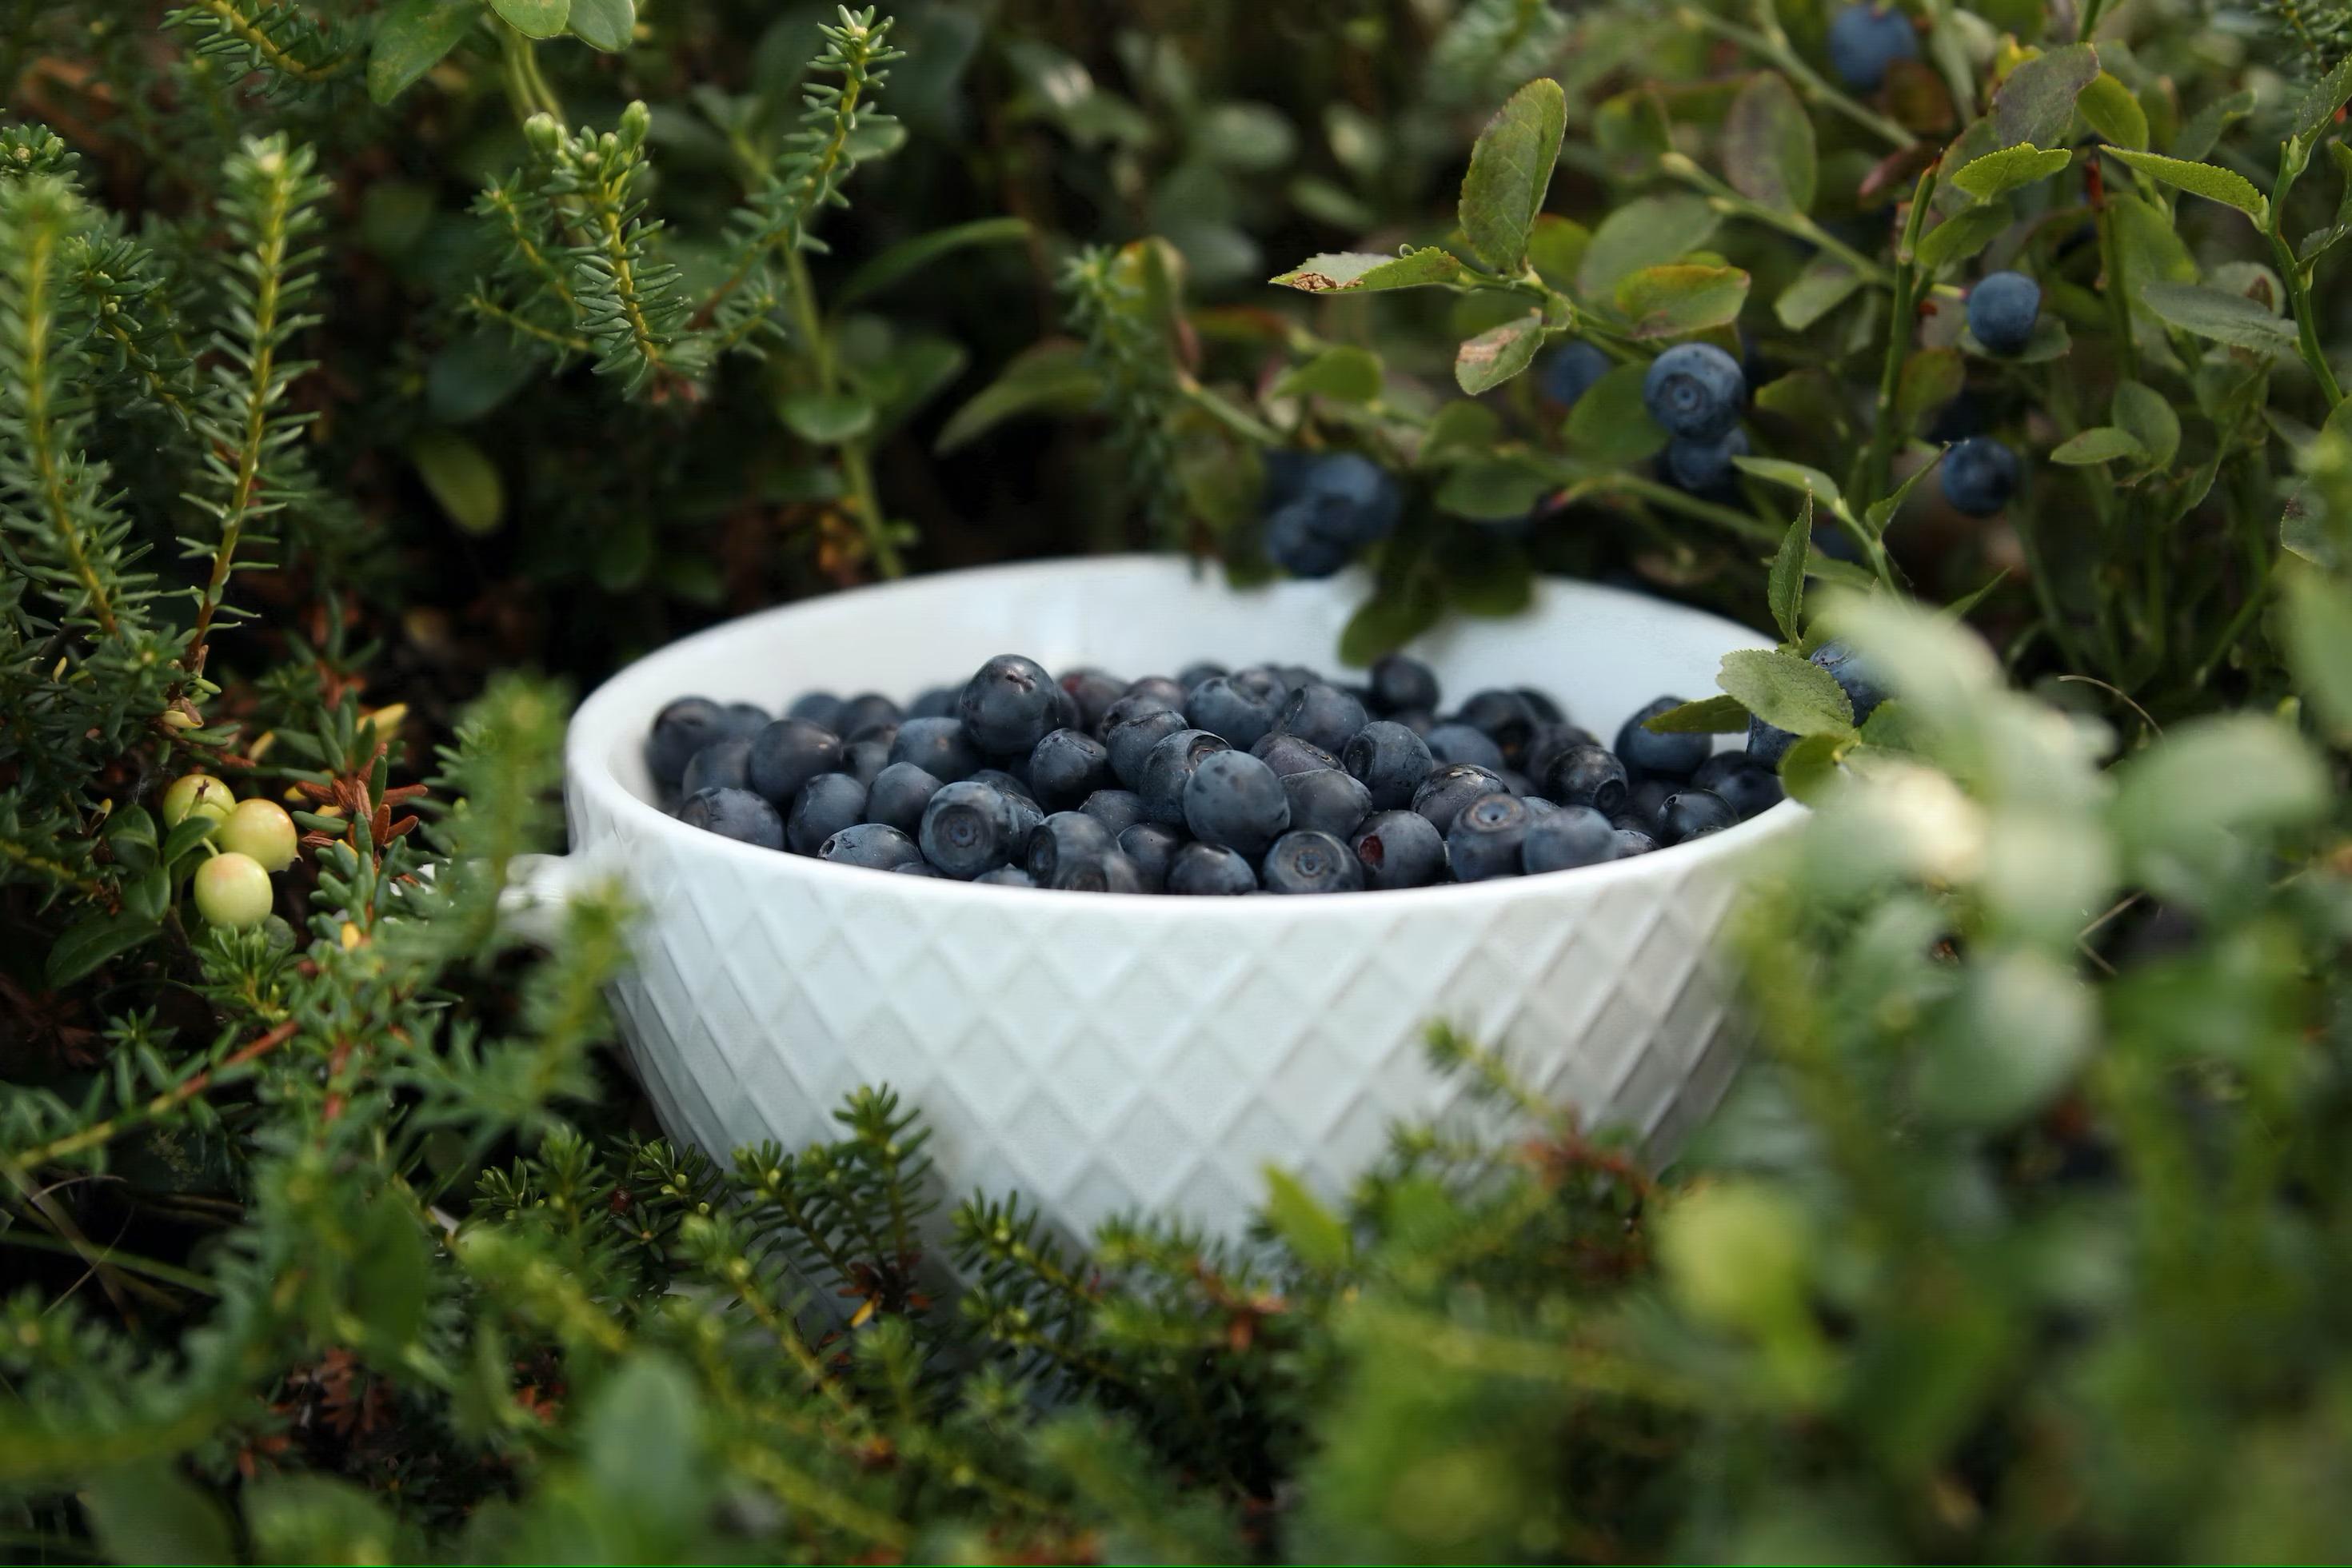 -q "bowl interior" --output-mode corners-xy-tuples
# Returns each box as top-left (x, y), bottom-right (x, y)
(579, 557), (1772, 805)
